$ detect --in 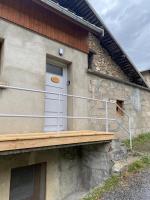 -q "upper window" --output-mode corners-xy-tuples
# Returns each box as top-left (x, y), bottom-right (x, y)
(88, 50), (96, 69)
(46, 63), (63, 76)
(116, 100), (124, 116)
